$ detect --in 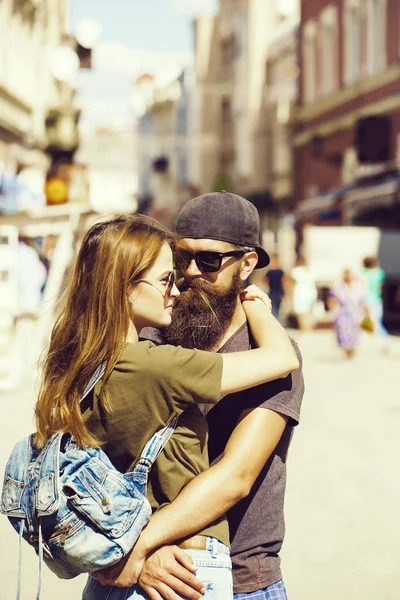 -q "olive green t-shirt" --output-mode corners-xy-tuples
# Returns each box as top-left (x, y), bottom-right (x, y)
(82, 340), (229, 546)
